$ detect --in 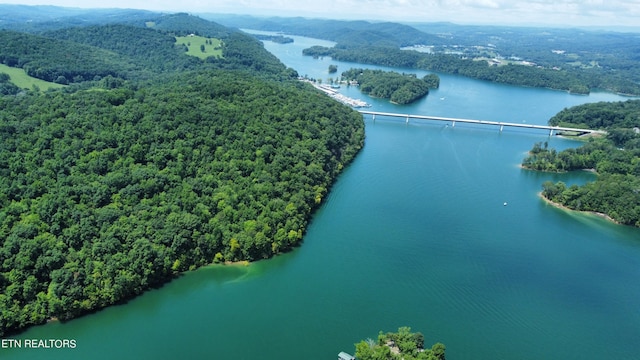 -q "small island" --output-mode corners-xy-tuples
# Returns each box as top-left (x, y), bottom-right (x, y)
(352, 326), (446, 360)
(522, 100), (640, 227)
(252, 34), (294, 44)
(342, 68), (439, 105)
